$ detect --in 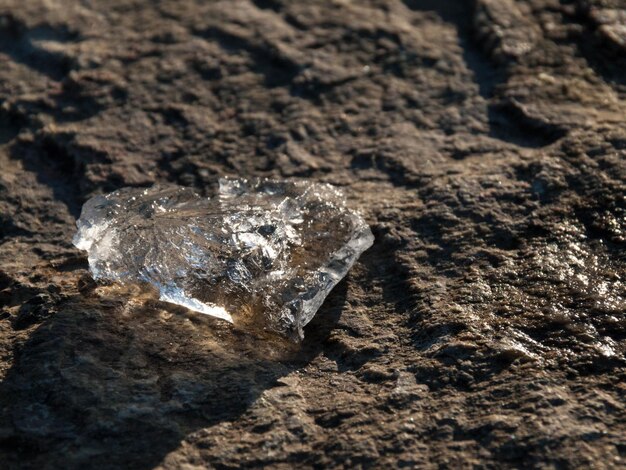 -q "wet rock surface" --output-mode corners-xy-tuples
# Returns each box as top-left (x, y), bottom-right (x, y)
(0, 0), (624, 468)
